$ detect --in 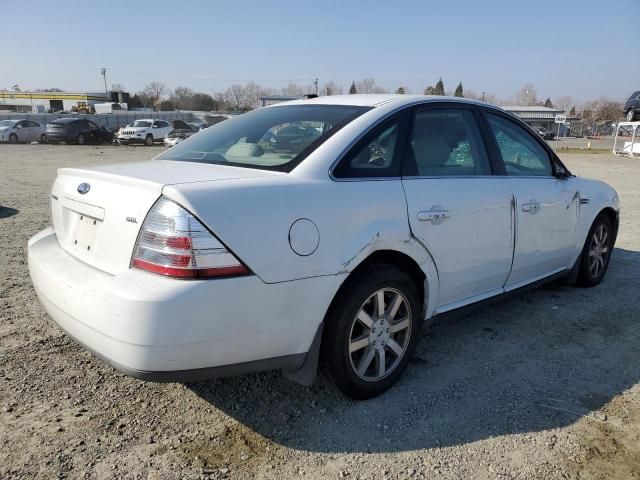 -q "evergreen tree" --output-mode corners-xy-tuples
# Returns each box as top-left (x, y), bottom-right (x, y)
(395, 87), (406, 94)
(570, 106), (576, 116)
(544, 97), (553, 108)
(434, 77), (445, 95)
(349, 81), (357, 94)
(454, 82), (464, 97)
(424, 85), (436, 95)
